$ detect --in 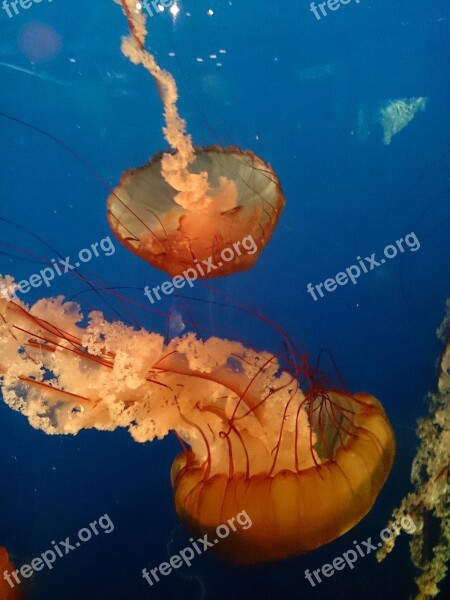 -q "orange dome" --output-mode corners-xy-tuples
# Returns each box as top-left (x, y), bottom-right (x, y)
(107, 147), (285, 278)
(171, 392), (395, 563)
